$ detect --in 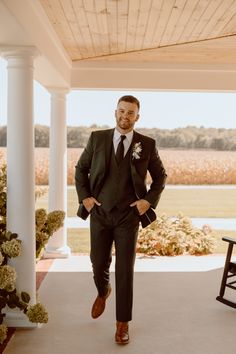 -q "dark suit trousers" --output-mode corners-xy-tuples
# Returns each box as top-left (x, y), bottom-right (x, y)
(90, 206), (140, 322)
